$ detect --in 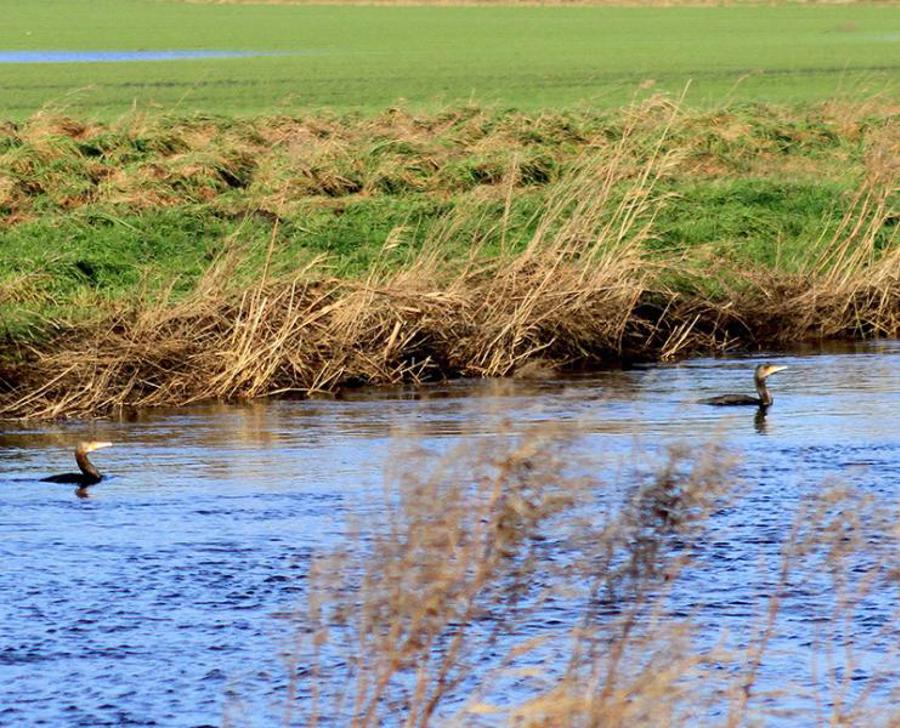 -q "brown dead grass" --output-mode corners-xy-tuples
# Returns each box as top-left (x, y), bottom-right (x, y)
(277, 422), (900, 726)
(284, 428), (744, 727)
(687, 133), (900, 344)
(2, 101), (894, 223)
